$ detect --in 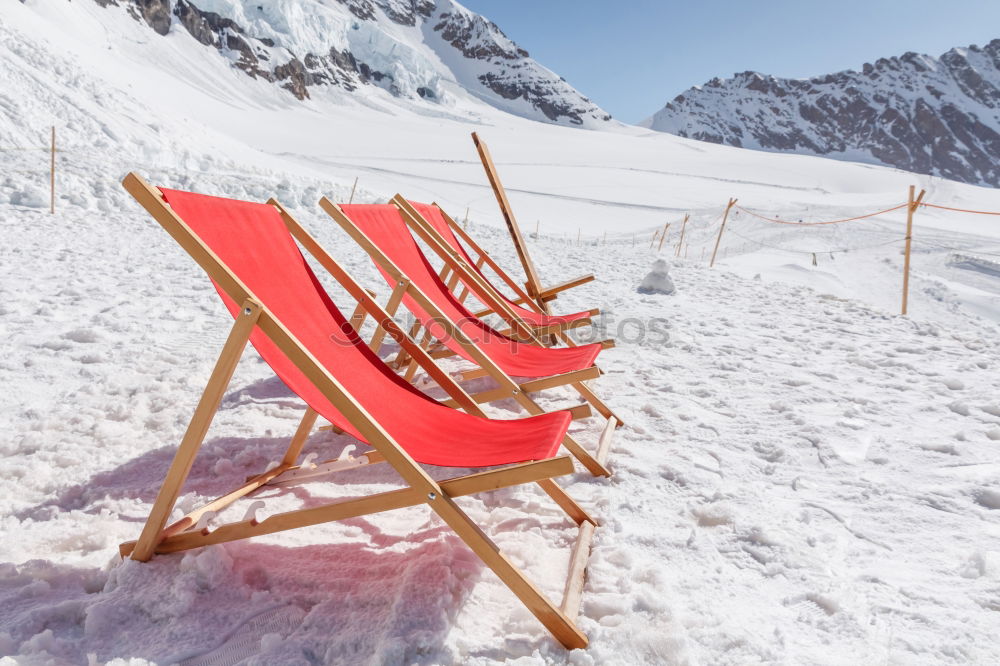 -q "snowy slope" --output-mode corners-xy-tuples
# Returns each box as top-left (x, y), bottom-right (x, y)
(2, 0), (1000, 664)
(642, 41), (1000, 187)
(3, 196), (1000, 665)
